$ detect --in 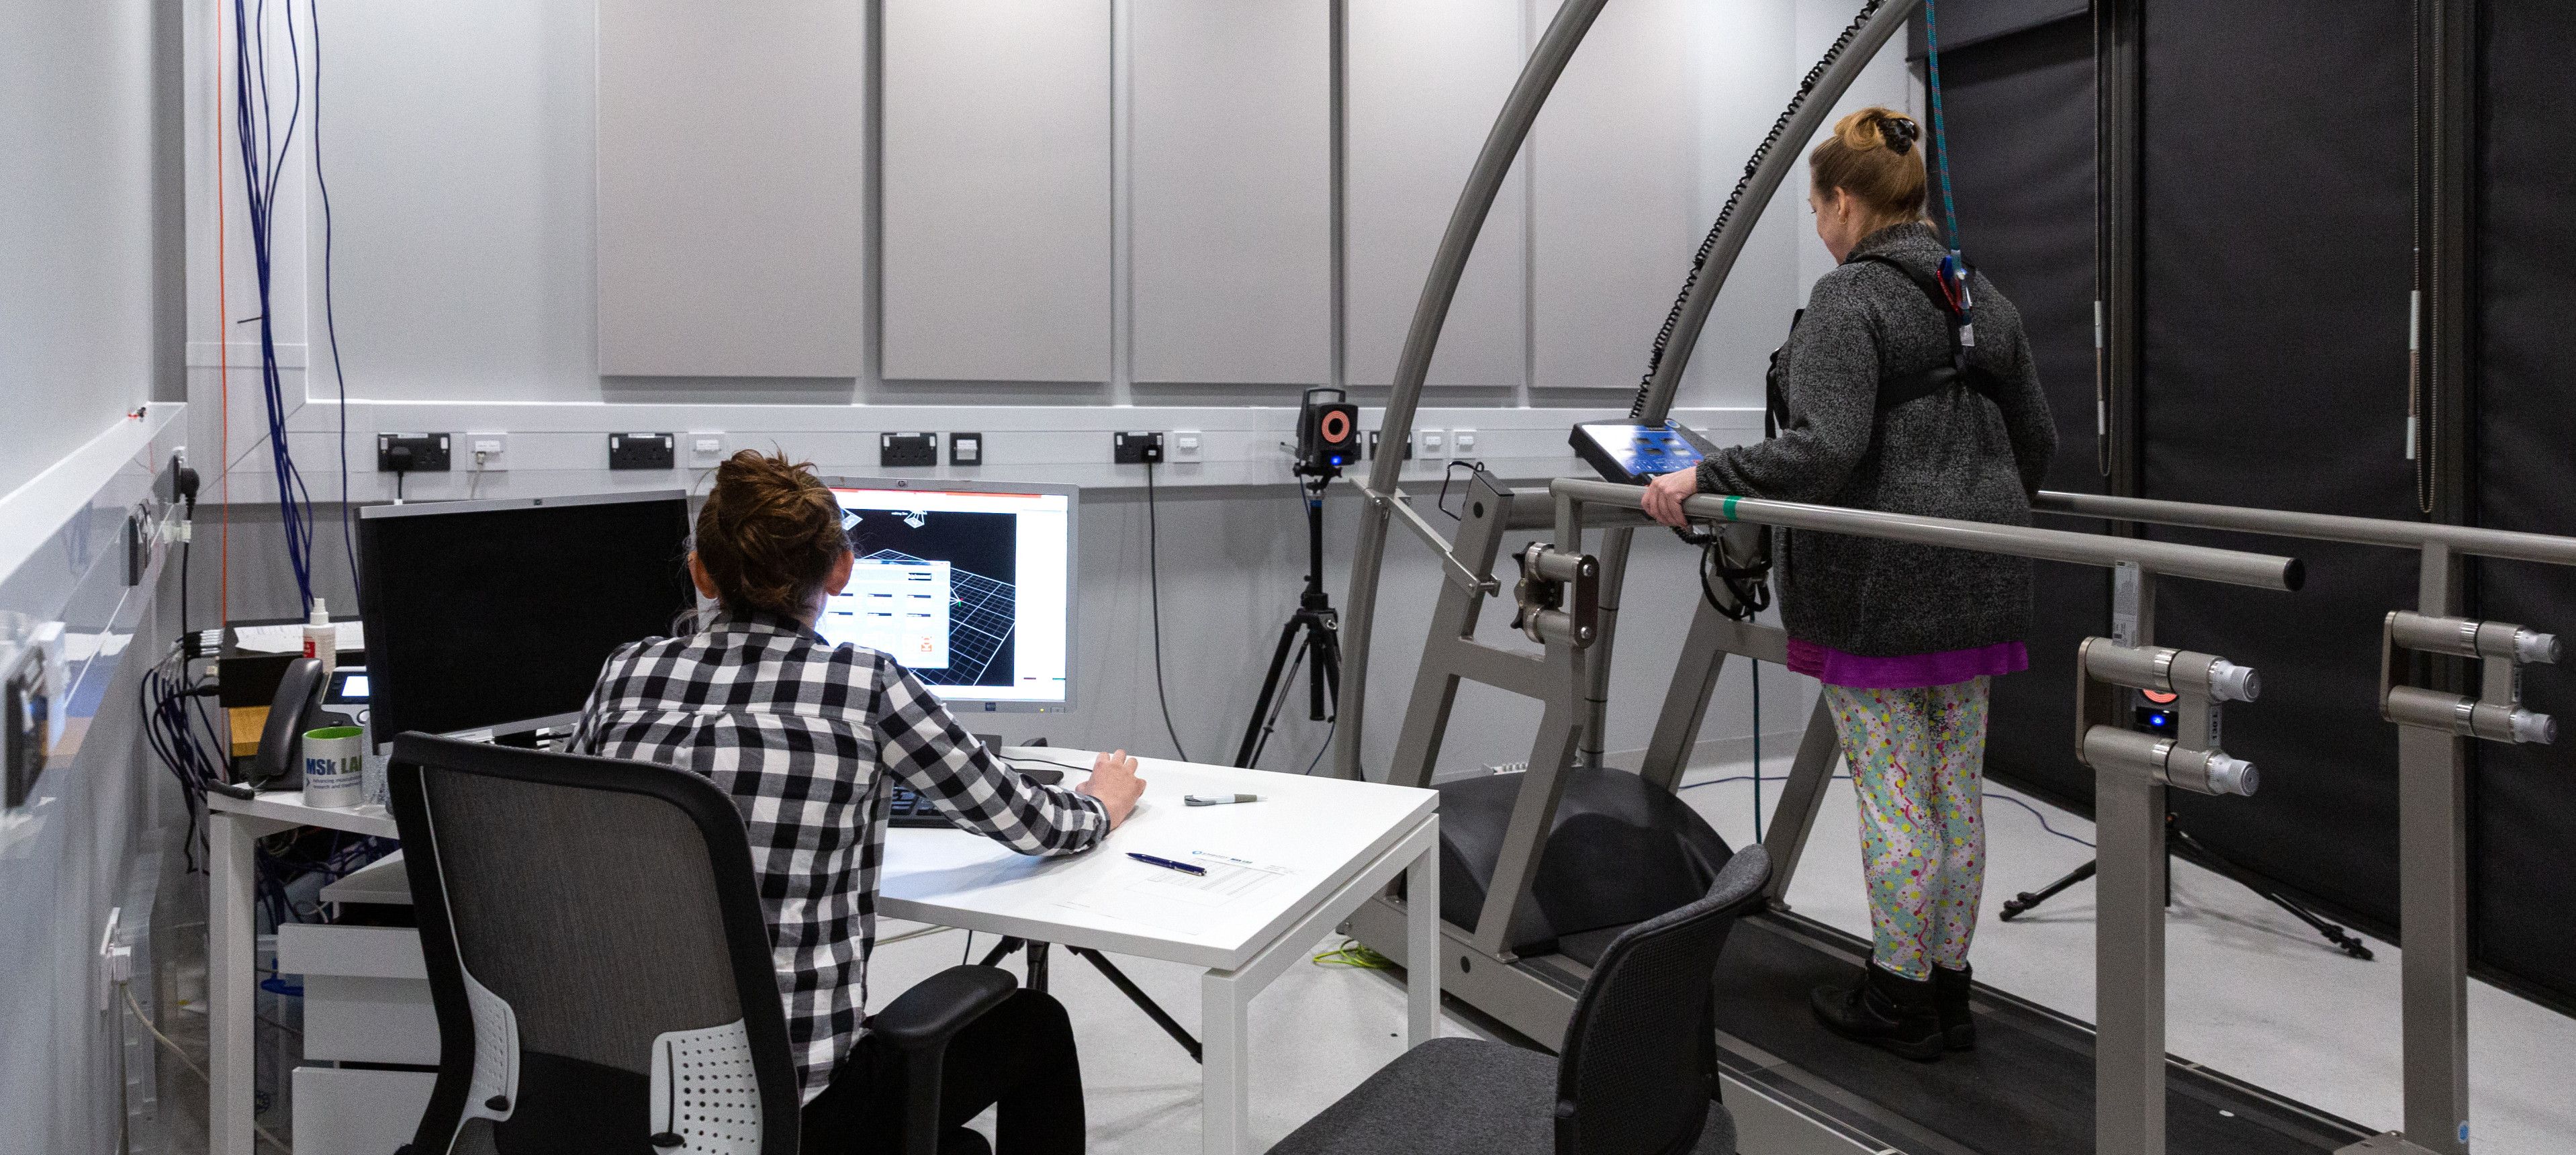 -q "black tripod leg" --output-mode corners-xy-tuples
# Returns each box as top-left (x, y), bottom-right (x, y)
(1316, 618), (1343, 721)
(1234, 617), (1307, 768)
(1069, 947), (1203, 1063)
(2170, 828), (2375, 960)
(2000, 860), (2097, 921)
